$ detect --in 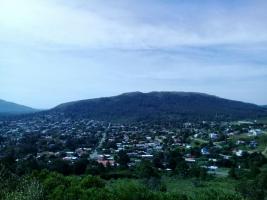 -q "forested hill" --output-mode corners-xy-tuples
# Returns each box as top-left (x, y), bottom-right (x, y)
(0, 99), (37, 115)
(49, 92), (267, 122)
